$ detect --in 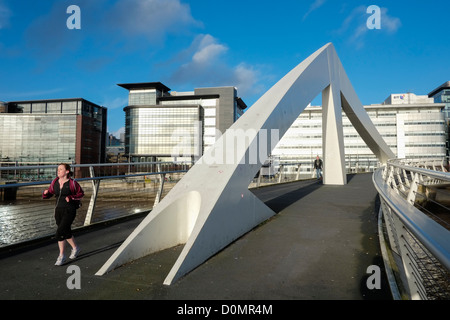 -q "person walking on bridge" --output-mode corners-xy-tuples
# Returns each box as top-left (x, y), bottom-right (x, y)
(313, 155), (323, 180)
(43, 163), (84, 266)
